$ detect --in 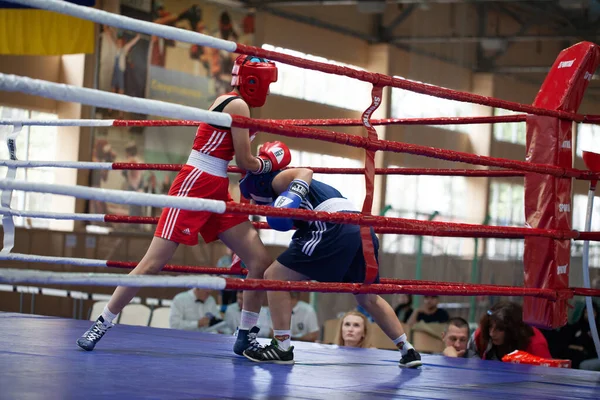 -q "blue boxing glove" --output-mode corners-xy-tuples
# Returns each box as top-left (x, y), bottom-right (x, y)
(239, 172), (278, 205)
(267, 179), (310, 231)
